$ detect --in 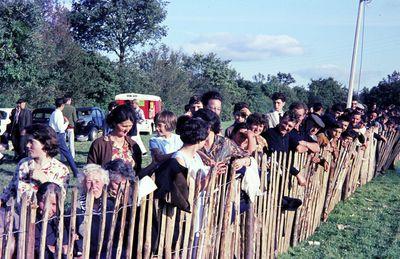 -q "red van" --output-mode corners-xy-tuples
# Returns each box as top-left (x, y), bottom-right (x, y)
(115, 93), (162, 134)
